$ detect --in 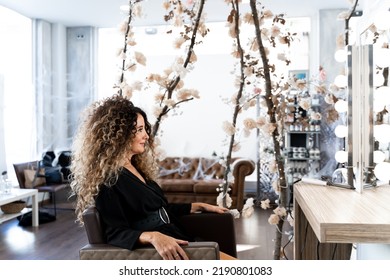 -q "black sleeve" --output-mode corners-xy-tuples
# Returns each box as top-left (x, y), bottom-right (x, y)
(95, 186), (143, 250)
